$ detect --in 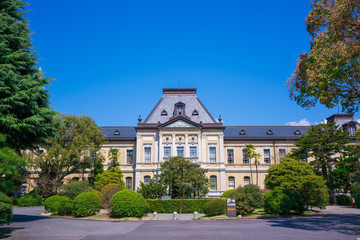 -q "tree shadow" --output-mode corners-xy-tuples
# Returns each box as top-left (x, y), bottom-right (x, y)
(12, 214), (50, 223)
(0, 227), (24, 239)
(266, 214), (360, 236)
